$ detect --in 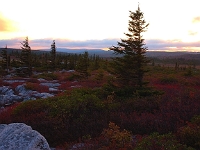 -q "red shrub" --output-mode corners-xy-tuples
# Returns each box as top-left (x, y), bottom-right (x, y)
(25, 82), (49, 93)
(0, 103), (20, 124)
(80, 80), (102, 88)
(58, 81), (76, 90)
(27, 78), (39, 83)
(10, 82), (24, 89)
(0, 79), (4, 86)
